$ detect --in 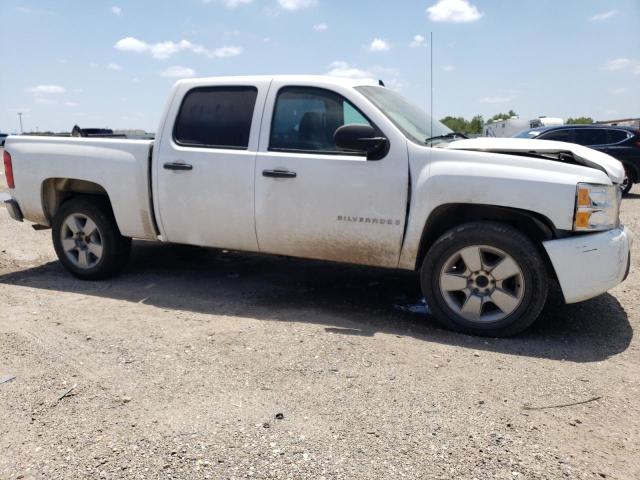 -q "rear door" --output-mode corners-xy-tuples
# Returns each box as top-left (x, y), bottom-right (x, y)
(573, 128), (609, 149)
(154, 79), (270, 251)
(604, 129), (634, 160)
(253, 82), (409, 268)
